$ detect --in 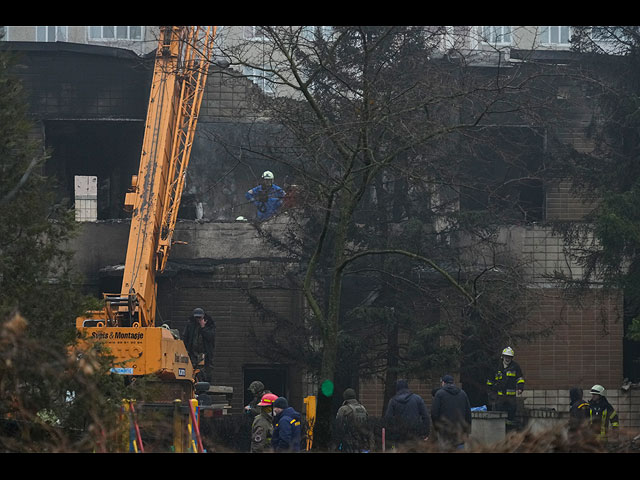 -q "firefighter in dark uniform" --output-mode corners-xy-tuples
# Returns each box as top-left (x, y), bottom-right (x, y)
(486, 347), (525, 429)
(588, 384), (619, 443)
